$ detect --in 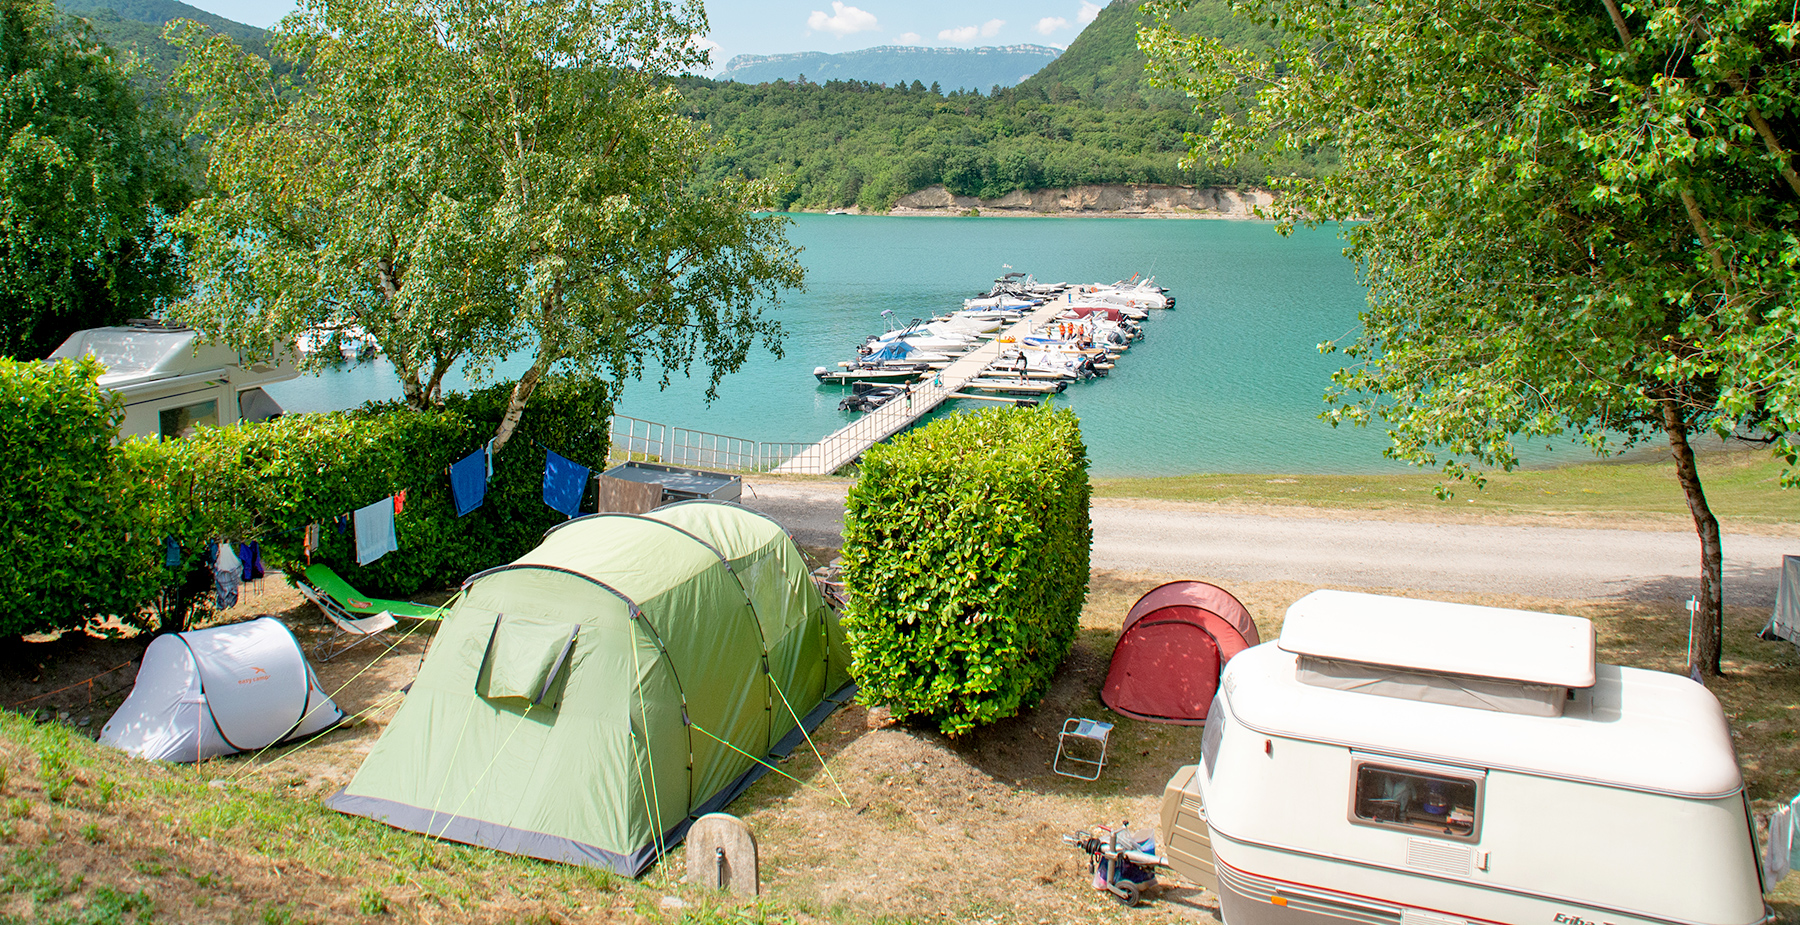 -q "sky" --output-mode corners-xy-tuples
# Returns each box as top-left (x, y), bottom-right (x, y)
(179, 0), (1103, 68)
